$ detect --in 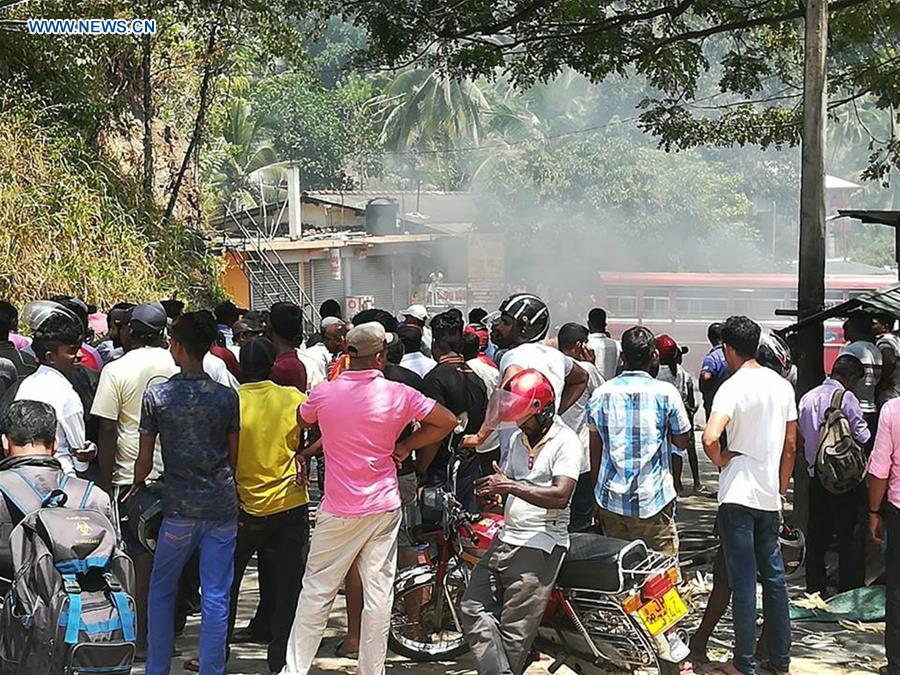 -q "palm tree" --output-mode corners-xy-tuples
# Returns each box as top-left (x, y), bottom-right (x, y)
(380, 69), (490, 151)
(377, 69), (492, 190)
(209, 99), (279, 211)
